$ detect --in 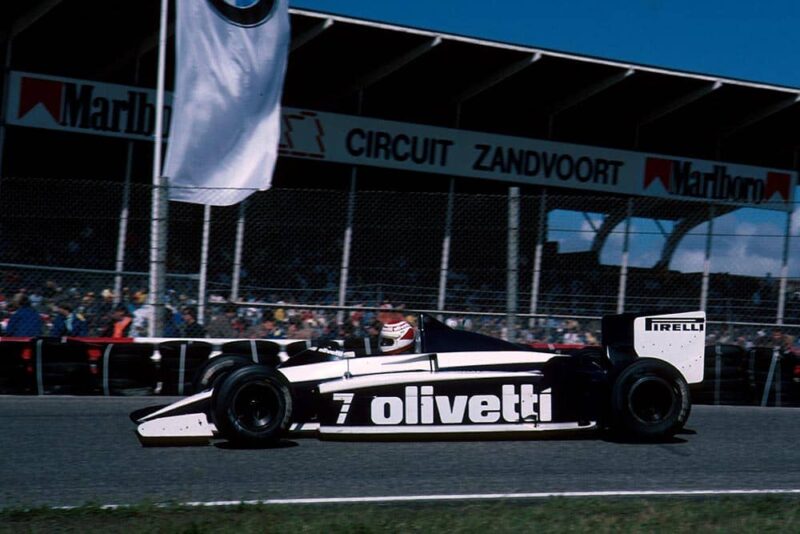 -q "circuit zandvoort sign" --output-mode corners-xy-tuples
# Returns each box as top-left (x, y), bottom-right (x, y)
(278, 109), (795, 211)
(7, 71), (795, 210)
